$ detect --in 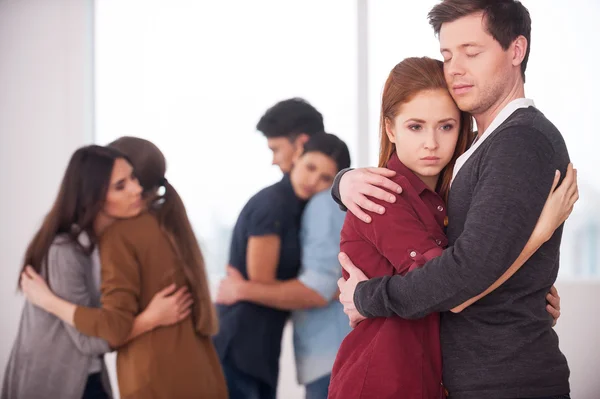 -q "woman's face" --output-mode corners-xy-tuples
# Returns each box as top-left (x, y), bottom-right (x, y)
(102, 158), (143, 219)
(290, 151), (337, 200)
(386, 89), (460, 182)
